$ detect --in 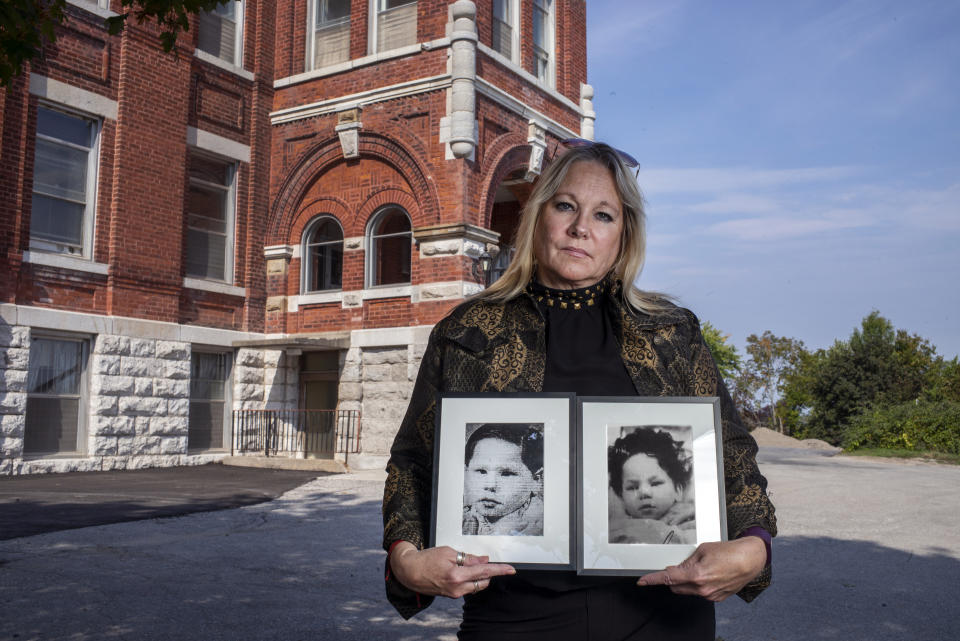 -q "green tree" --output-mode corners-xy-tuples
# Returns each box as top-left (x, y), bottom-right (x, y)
(1, 0), (230, 88)
(799, 311), (940, 445)
(738, 331), (807, 433)
(700, 321), (741, 383)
